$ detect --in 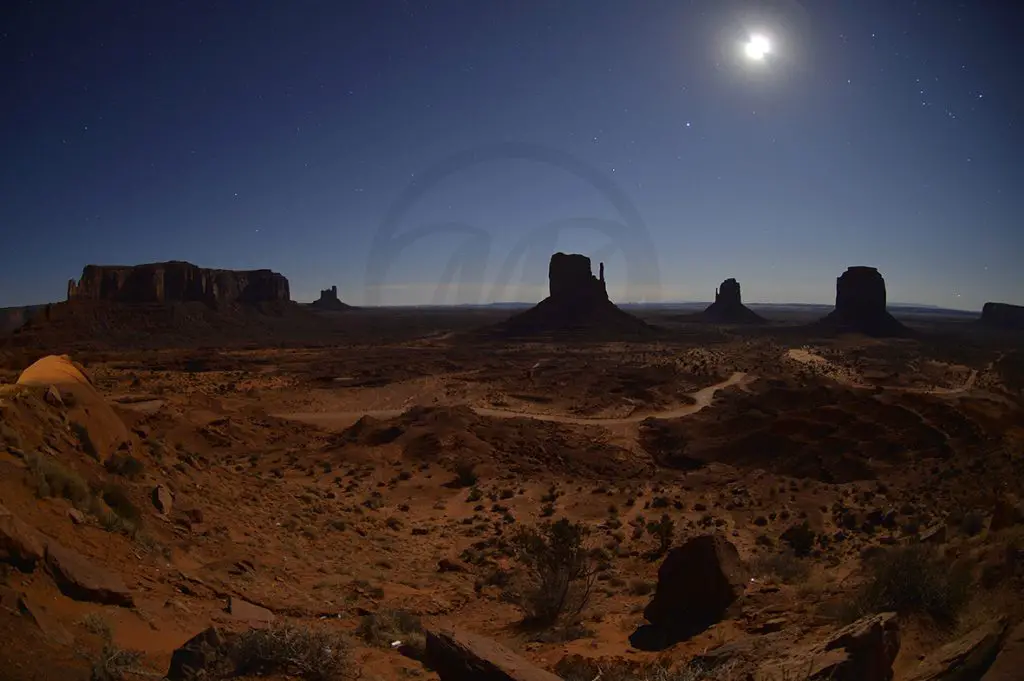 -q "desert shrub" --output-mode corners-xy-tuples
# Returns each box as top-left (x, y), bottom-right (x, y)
(510, 518), (597, 626)
(751, 550), (811, 585)
(556, 657), (741, 681)
(646, 514), (675, 557)
(356, 608), (425, 658)
(466, 486), (483, 502)
(230, 623), (351, 681)
(848, 544), (971, 625)
(452, 460), (478, 488)
(104, 453), (144, 479)
(90, 643), (144, 681)
(94, 484), (142, 535)
(26, 451), (91, 509)
(960, 510), (986, 537)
